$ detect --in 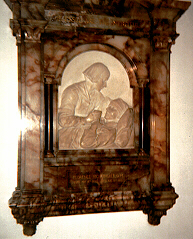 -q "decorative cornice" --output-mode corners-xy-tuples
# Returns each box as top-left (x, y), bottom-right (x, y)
(9, 186), (178, 231)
